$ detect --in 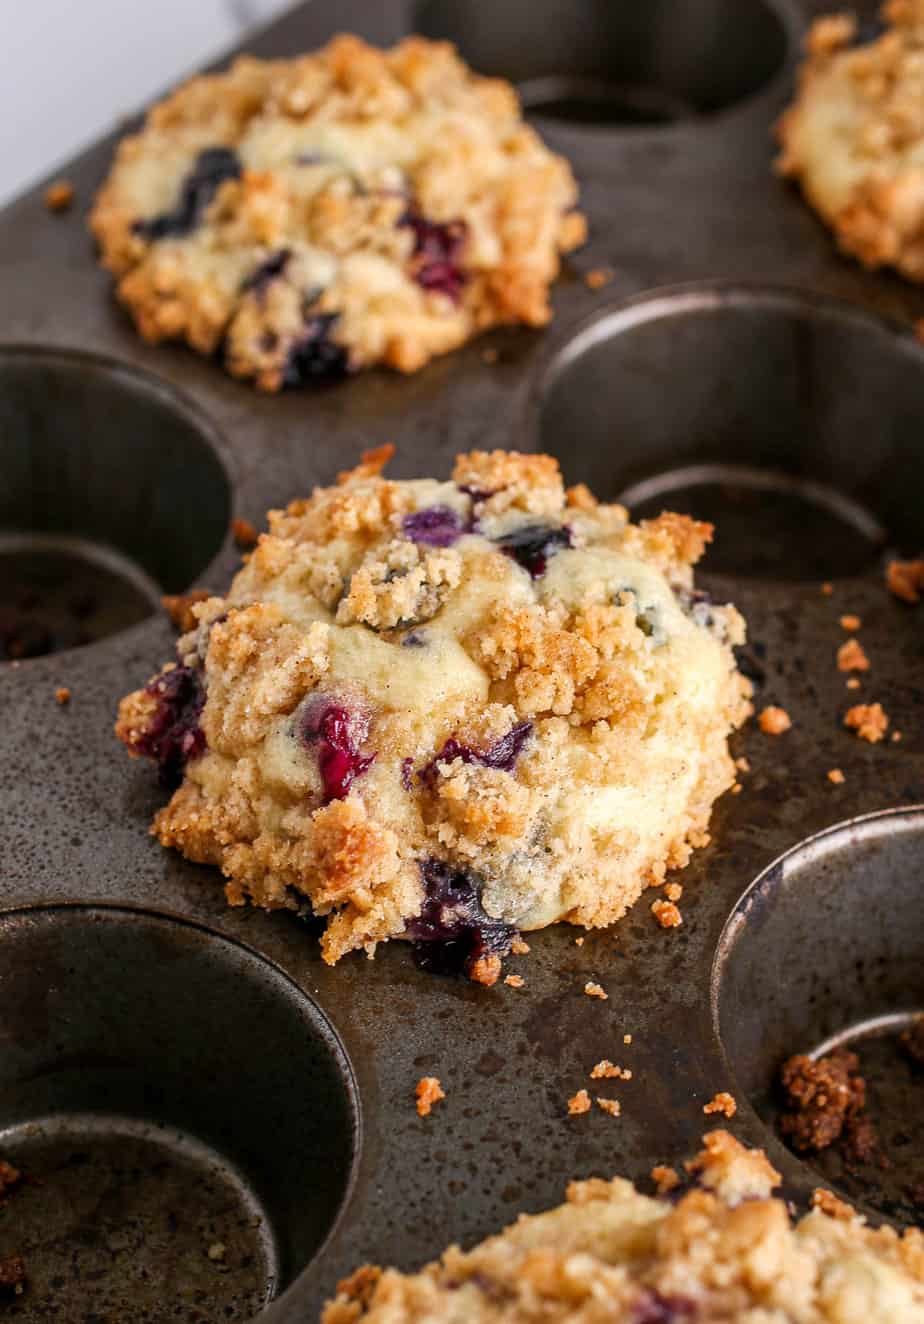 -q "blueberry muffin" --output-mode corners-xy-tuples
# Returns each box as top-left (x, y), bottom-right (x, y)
(323, 1131), (924, 1323)
(89, 36), (586, 389)
(777, 1), (924, 282)
(116, 449), (751, 983)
